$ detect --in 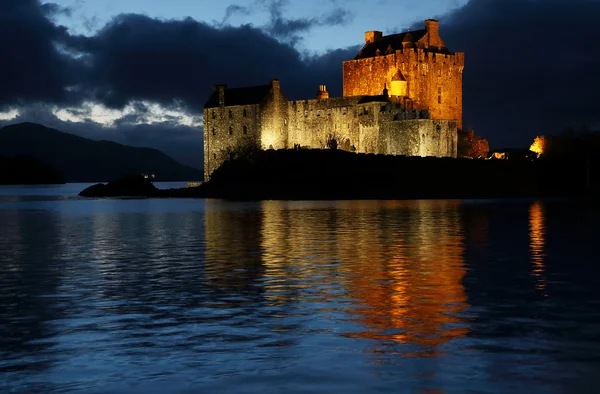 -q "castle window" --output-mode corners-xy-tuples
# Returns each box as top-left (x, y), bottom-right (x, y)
(305, 110), (309, 117)
(212, 128), (216, 136)
(229, 126), (233, 135)
(438, 87), (442, 104)
(229, 110), (233, 119)
(243, 126), (247, 135)
(438, 69), (441, 77)
(212, 110), (216, 119)
(343, 107), (347, 115)
(328, 109), (331, 116)
(243, 108), (248, 117)
(317, 110), (321, 116)
(213, 153), (217, 160)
